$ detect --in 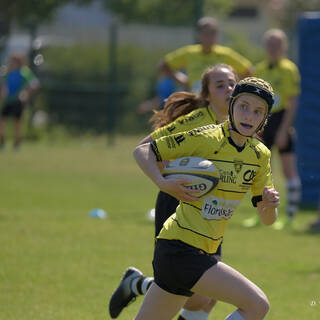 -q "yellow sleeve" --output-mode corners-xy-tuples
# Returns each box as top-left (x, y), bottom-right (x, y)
(164, 45), (193, 70)
(216, 46), (252, 77)
(250, 148), (274, 206)
(151, 130), (210, 161)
